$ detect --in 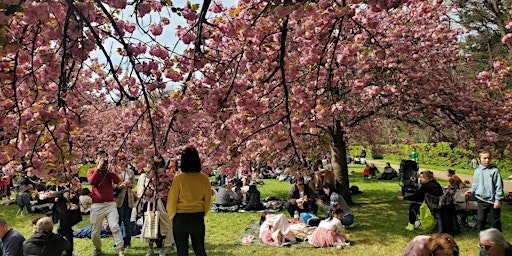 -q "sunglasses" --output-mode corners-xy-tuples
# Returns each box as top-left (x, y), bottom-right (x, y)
(478, 243), (493, 251)
(297, 183), (305, 186)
